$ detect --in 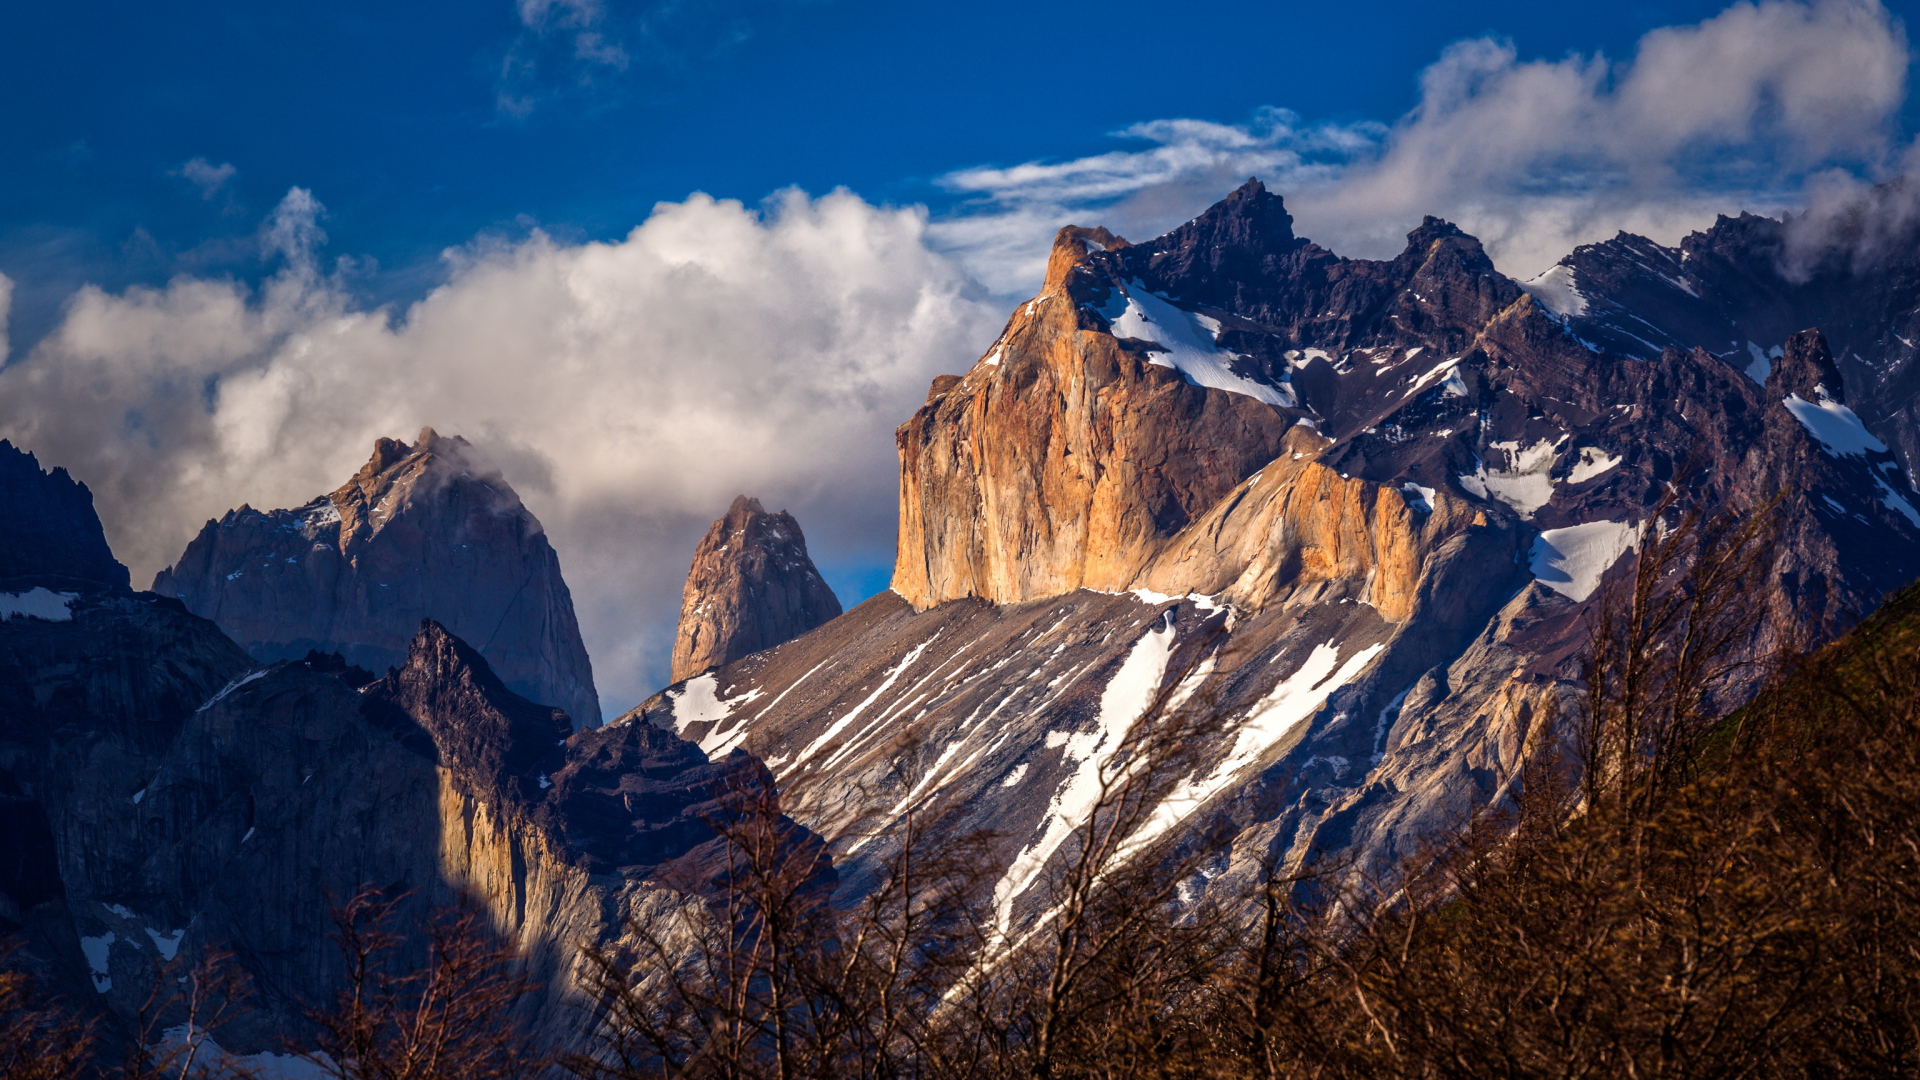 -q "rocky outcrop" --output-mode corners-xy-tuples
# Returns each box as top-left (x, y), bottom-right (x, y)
(638, 180), (1920, 932)
(153, 428), (601, 727)
(0, 441), (128, 594)
(1, 592), (817, 1056)
(0, 431), (818, 1055)
(670, 496), (842, 682)
(1519, 192), (1920, 488)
